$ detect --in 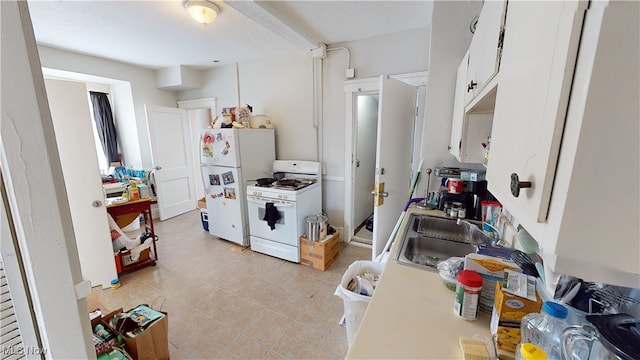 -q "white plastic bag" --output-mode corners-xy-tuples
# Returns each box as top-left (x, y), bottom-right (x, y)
(334, 260), (385, 347)
(108, 214), (141, 252)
